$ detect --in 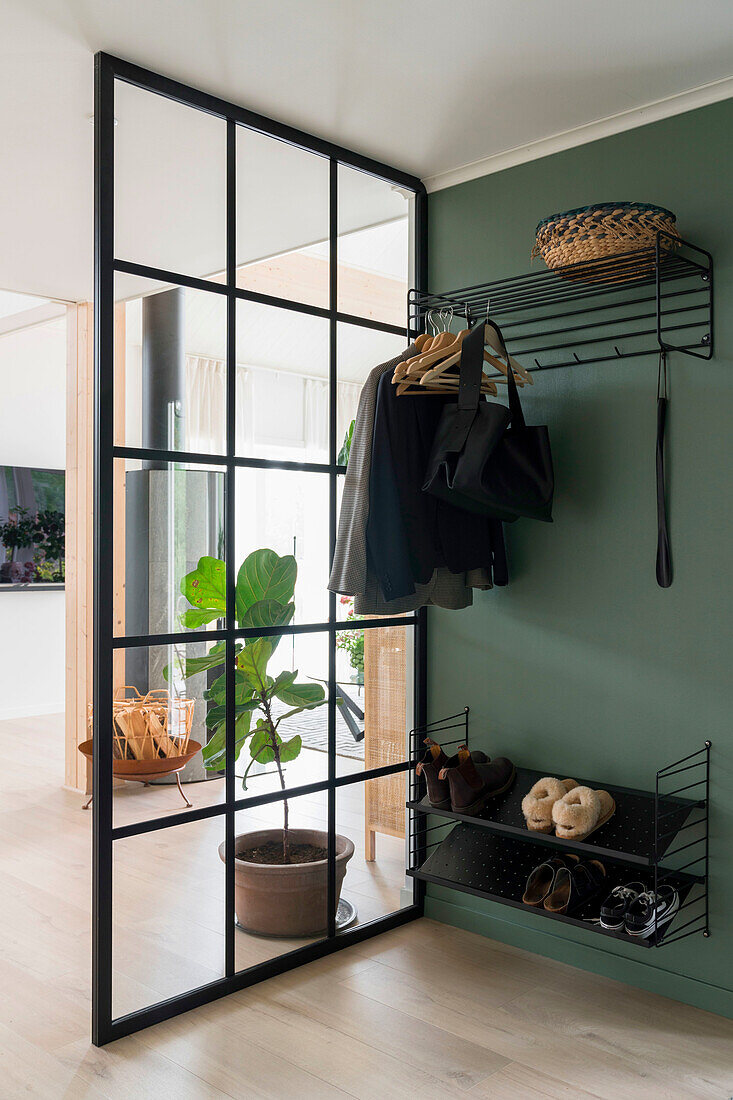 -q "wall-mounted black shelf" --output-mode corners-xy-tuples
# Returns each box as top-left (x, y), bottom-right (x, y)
(409, 234), (713, 372)
(408, 765), (704, 877)
(408, 713), (711, 950)
(407, 828), (698, 949)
